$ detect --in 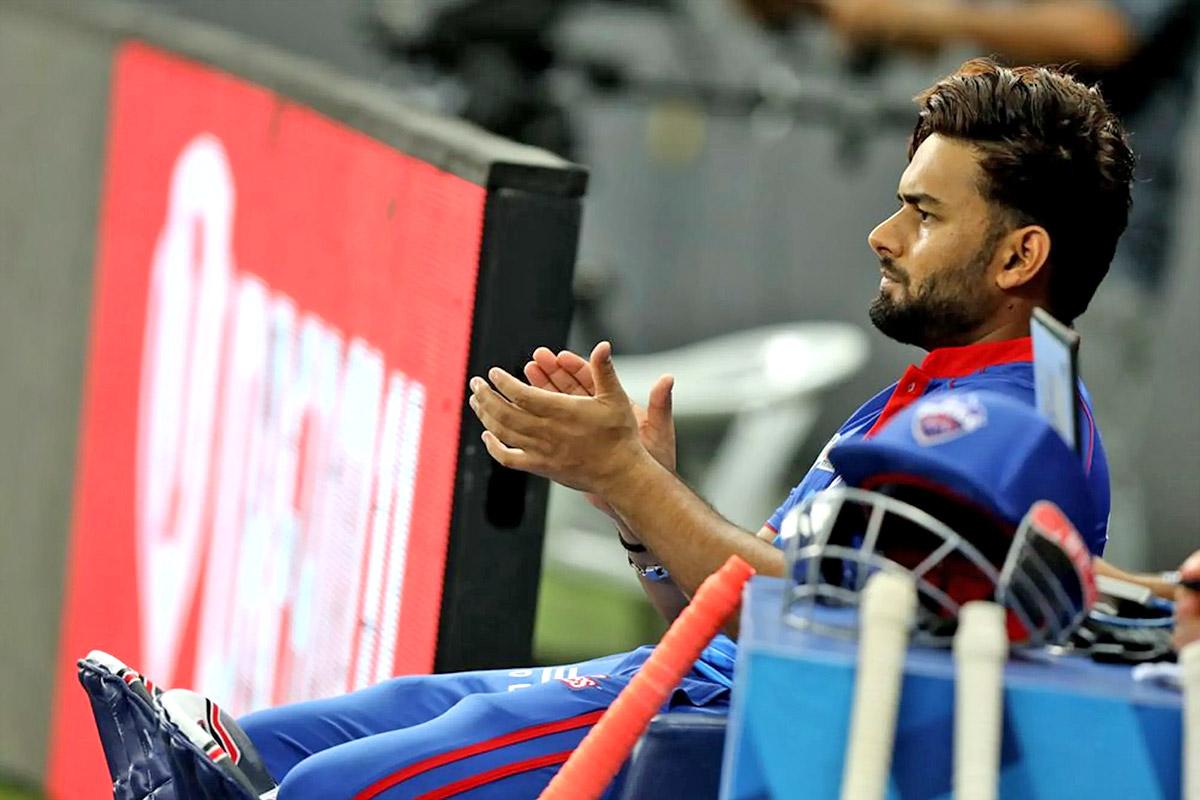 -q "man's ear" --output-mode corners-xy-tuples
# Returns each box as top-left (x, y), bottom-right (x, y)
(995, 225), (1051, 290)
